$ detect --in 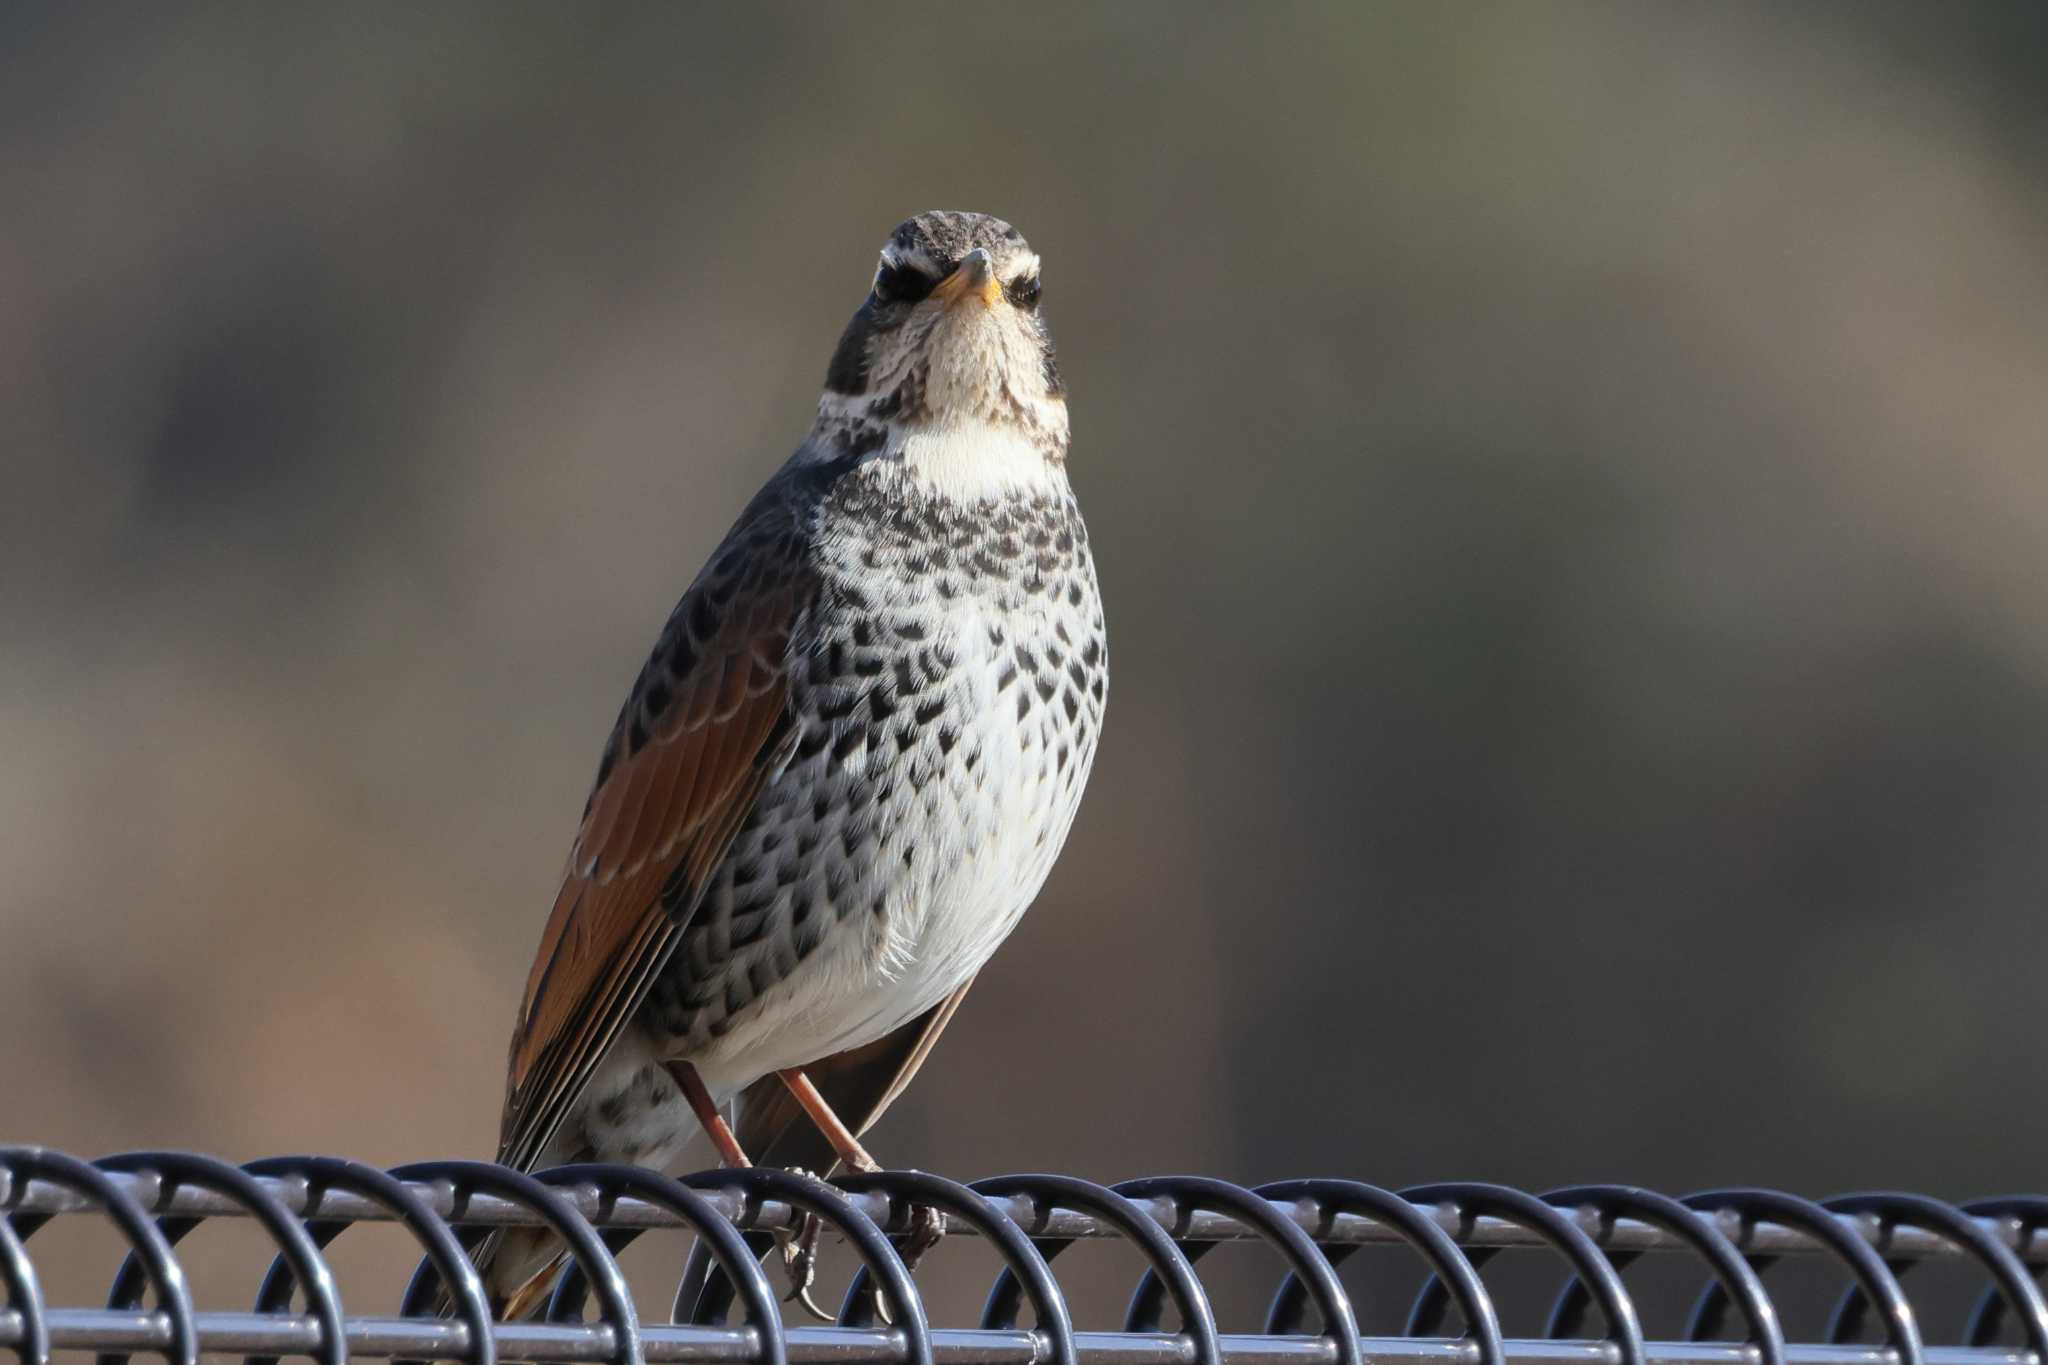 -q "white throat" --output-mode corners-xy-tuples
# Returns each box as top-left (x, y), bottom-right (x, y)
(895, 420), (1062, 501)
